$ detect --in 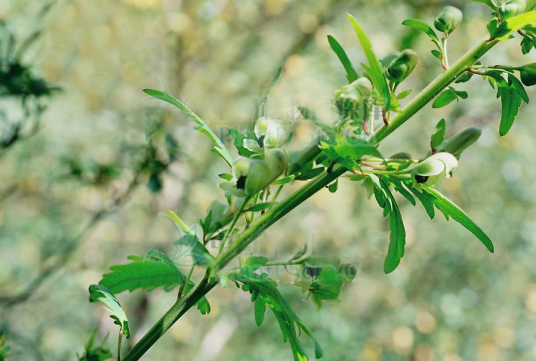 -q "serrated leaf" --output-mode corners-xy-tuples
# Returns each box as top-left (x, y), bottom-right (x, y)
(432, 90), (457, 108)
(423, 187), (494, 252)
(99, 251), (185, 293)
(431, 118), (446, 150)
(490, 11), (536, 40)
(396, 88), (413, 100)
(143, 89), (233, 167)
(347, 14), (391, 111)
(507, 73), (529, 103)
(246, 202), (279, 212)
(497, 83), (522, 136)
(255, 67), (282, 120)
(89, 285), (130, 339)
(327, 35), (359, 83)
(402, 19), (440, 42)
(254, 296), (266, 326)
